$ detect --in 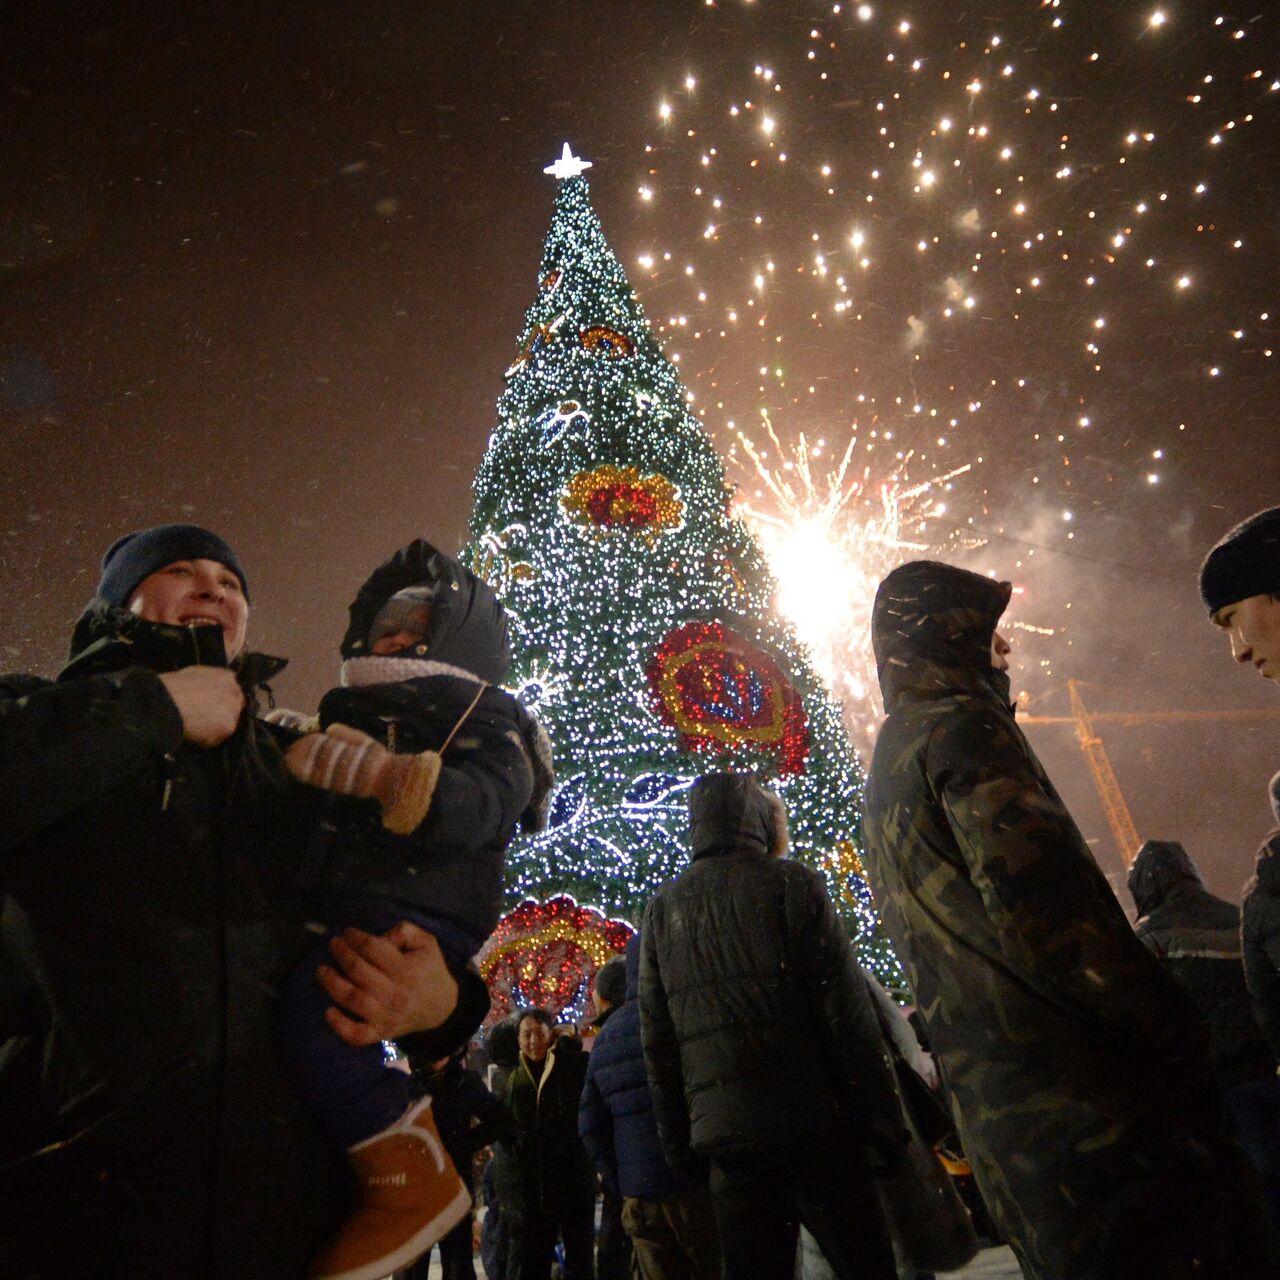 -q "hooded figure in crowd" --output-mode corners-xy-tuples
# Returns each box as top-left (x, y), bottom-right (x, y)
(1128, 839), (1280, 1230)
(863, 559), (1270, 1280)
(640, 772), (905, 1280)
(0, 525), (477, 1279)
(1128, 839), (1274, 1089)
